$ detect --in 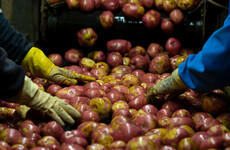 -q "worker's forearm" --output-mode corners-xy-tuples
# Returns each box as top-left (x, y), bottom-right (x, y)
(0, 11), (33, 64)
